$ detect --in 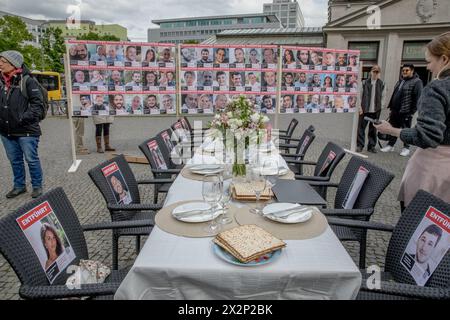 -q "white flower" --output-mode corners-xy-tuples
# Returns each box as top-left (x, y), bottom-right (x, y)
(250, 113), (260, 123)
(236, 119), (243, 127)
(262, 116), (270, 123)
(227, 112), (233, 118)
(215, 114), (221, 120)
